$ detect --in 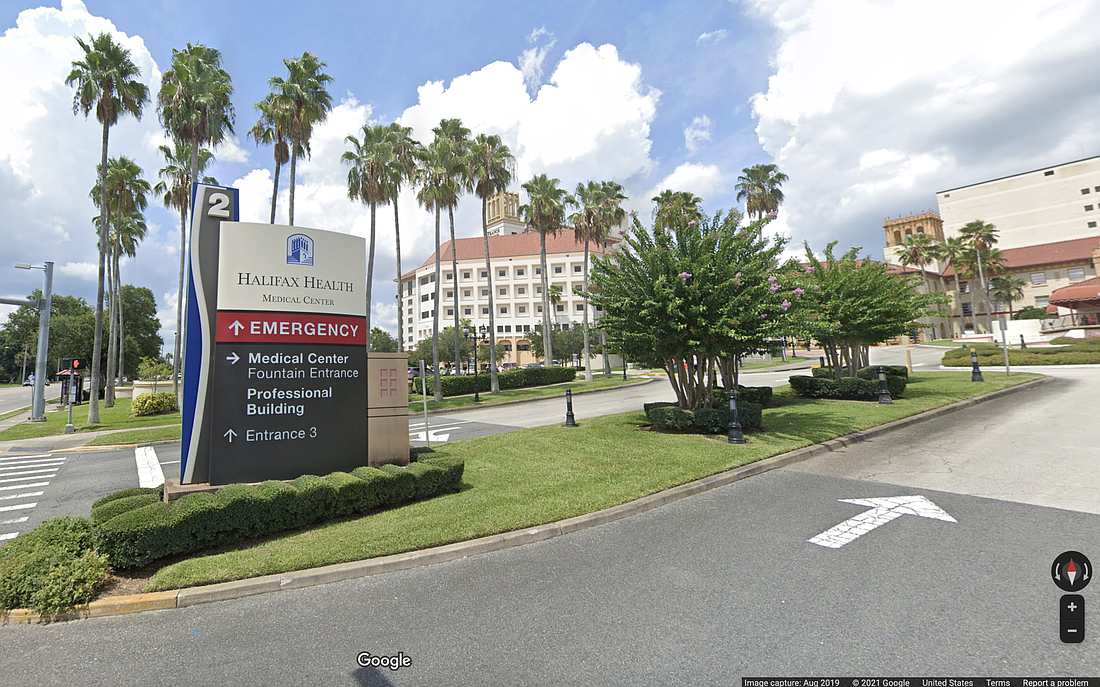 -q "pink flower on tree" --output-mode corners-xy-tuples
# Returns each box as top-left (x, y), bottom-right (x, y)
(760, 313), (768, 319)
(806, 266), (816, 274)
(812, 284), (820, 290)
(781, 299), (791, 311)
(793, 287), (805, 297)
(678, 272), (693, 281)
(769, 283), (781, 293)
(768, 275), (777, 283)
(688, 219), (697, 228)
